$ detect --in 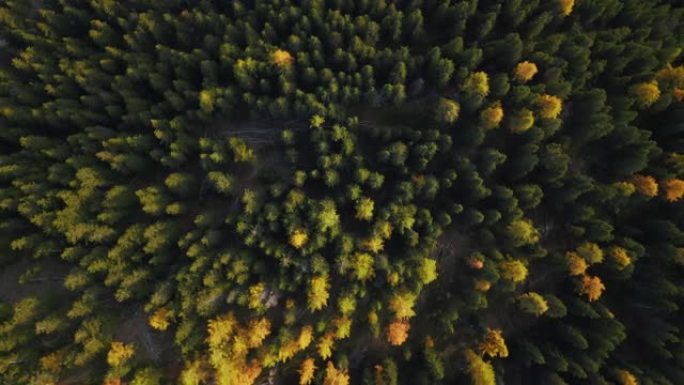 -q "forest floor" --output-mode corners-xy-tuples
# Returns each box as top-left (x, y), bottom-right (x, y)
(0, 258), (70, 304)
